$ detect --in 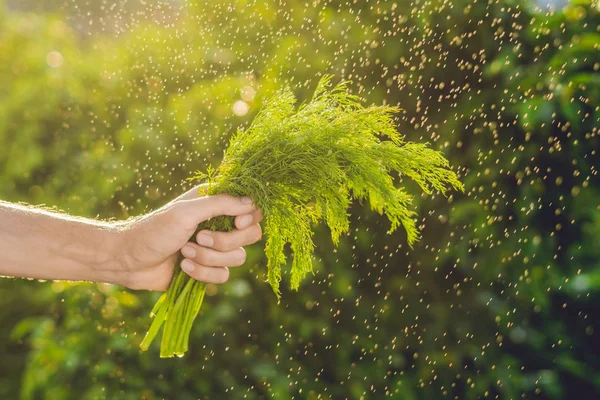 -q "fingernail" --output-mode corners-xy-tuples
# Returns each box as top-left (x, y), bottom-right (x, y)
(181, 246), (196, 258)
(241, 196), (252, 204)
(197, 233), (214, 247)
(238, 214), (253, 229)
(181, 259), (195, 273)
